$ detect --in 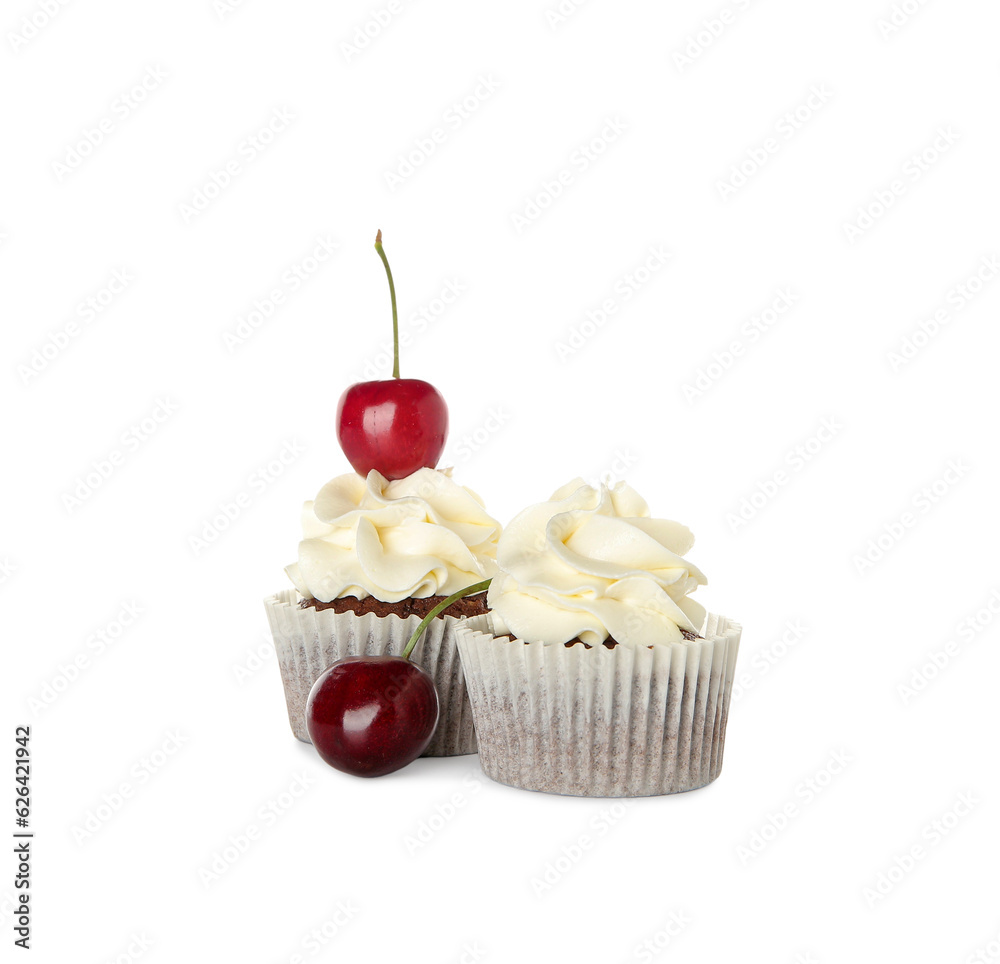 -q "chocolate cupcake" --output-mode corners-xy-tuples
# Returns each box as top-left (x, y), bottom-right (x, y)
(266, 467), (500, 756)
(454, 478), (742, 795)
